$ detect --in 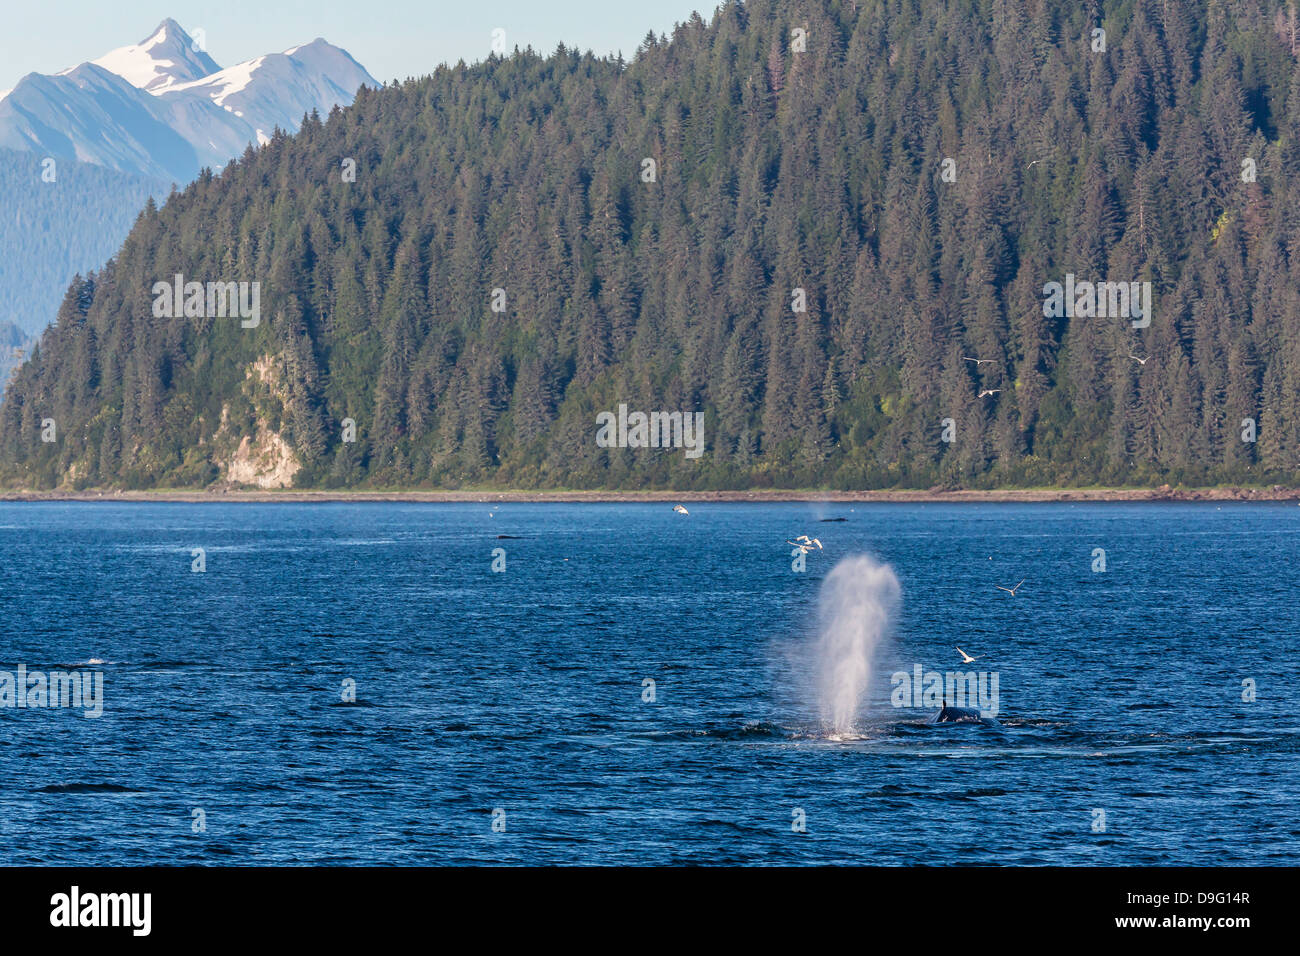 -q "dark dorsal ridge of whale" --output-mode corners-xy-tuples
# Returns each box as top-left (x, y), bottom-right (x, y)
(935, 705), (982, 722)
(934, 691), (999, 724)
(934, 705), (999, 725)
